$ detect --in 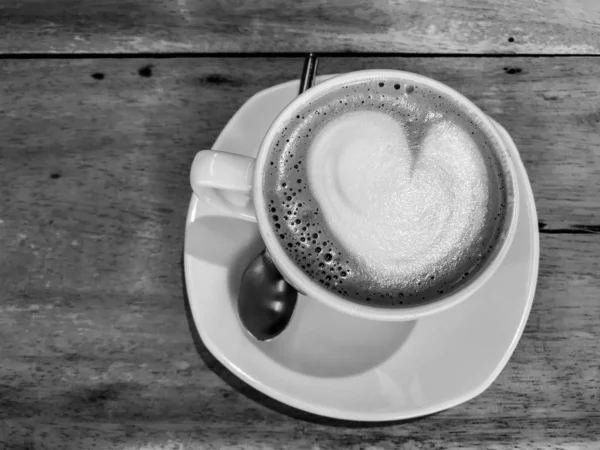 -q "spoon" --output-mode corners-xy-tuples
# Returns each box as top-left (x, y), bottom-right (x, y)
(238, 53), (318, 341)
